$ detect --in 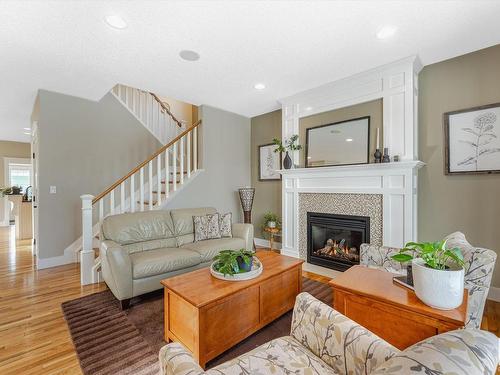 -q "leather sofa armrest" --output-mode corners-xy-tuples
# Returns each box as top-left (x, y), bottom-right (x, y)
(159, 342), (205, 375)
(100, 240), (133, 300)
(232, 223), (254, 252)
